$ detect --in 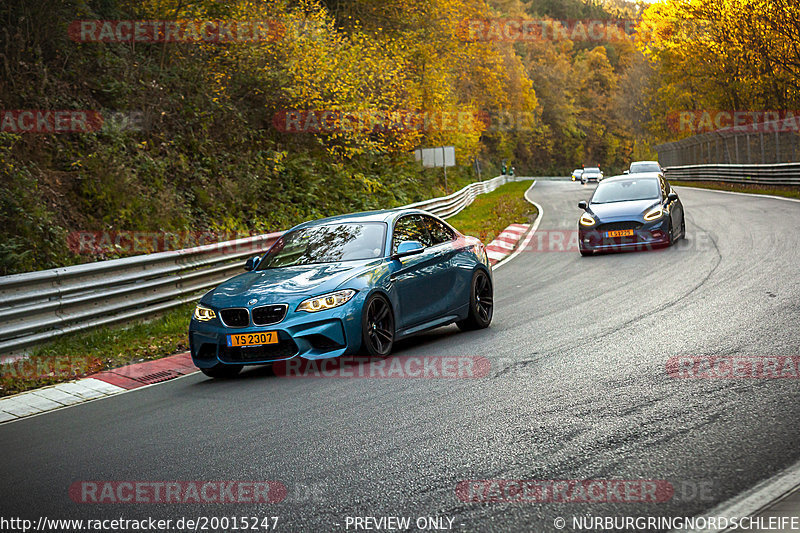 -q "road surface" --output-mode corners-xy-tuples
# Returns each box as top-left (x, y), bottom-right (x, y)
(1, 181), (799, 532)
